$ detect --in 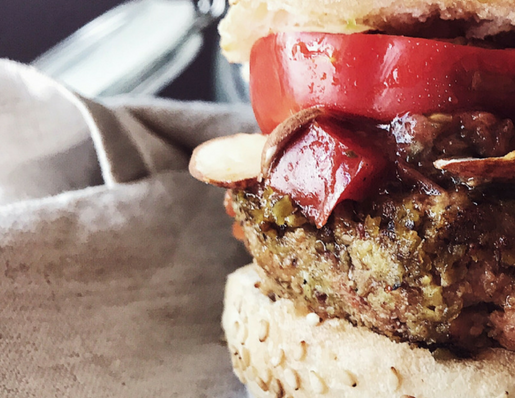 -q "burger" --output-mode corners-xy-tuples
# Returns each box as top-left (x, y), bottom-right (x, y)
(190, 0), (515, 396)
